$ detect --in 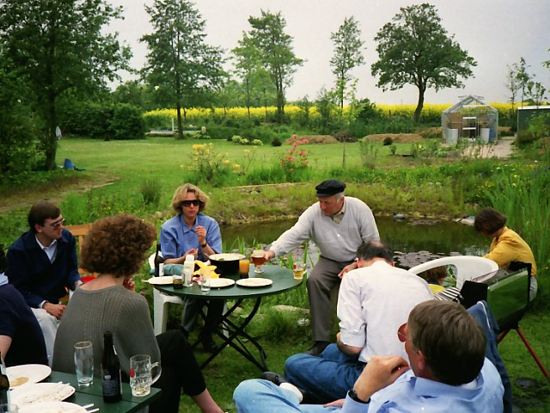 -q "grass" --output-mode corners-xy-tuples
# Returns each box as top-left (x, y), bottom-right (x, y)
(0, 135), (548, 412)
